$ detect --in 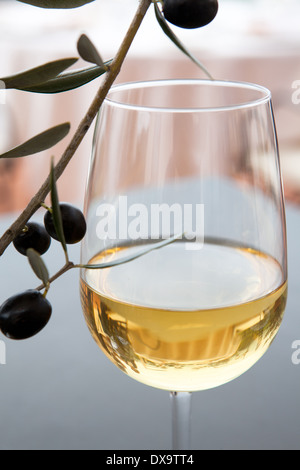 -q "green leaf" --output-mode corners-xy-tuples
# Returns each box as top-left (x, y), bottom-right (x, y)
(27, 248), (49, 287)
(77, 34), (105, 67)
(81, 233), (183, 270)
(49, 159), (68, 256)
(1, 58), (78, 90)
(154, 3), (213, 80)
(0, 123), (70, 159)
(19, 62), (112, 94)
(17, 0), (95, 9)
